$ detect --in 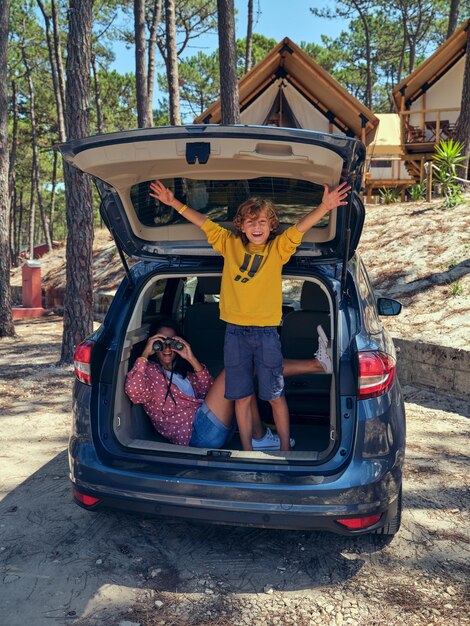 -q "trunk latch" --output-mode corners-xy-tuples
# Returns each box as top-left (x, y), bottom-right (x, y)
(186, 142), (210, 165)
